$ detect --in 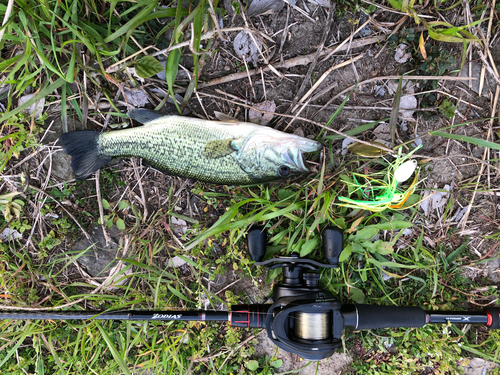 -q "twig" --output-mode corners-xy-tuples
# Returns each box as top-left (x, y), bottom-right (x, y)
(291, 6), (336, 109)
(0, 0), (14, 44)
(243, 56), (256, 99)
(282, 0), (315, 22)
(218, 333), (261, 371)
(151, 27), (273, 58)
(313, 75), (476, 116)
(284, 54), (365, 131)
(478, 50), (500, 85)
(207, 0), (225, 41)
(197, 35), (384, 89)
(279, 5), (291, 54)
(27, 184), (94, 245)
(131, 158), (148, 222)
(374, 16), (408, 59)
(460, 85), (499, 232)
(106, 46), (157, 73)
(298, 54), (365, 110)
(320, 17), (371, 63)
(95, 170), (111, 248)
(360, 0), (435, 18)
